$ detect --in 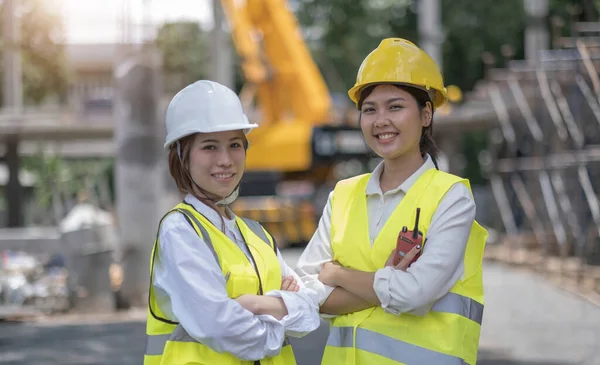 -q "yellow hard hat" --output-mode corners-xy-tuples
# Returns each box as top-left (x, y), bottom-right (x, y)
(348, 38), (448, 110)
